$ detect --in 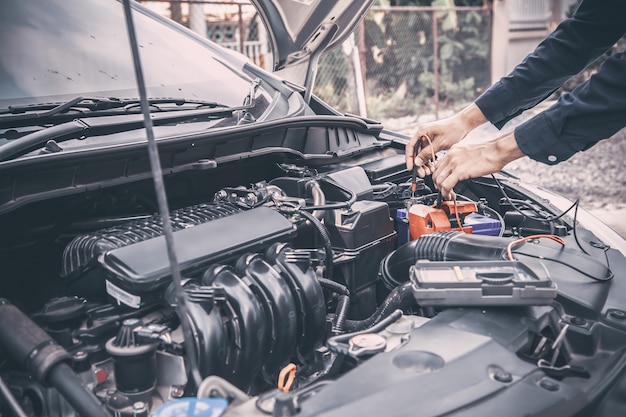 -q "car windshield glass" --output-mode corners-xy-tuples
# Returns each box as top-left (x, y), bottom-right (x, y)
(0, 0), (252, 109)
